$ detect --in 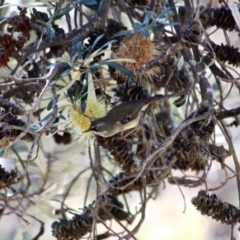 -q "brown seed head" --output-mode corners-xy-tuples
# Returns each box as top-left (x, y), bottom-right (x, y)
(112, 33), (160, 84)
